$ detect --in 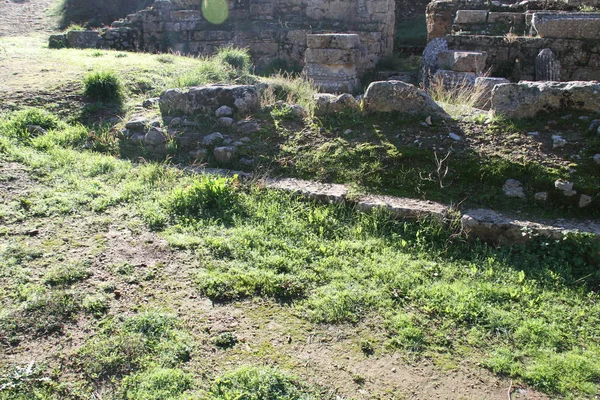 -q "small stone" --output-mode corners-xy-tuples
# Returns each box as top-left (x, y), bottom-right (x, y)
(593, 154), (600, 165)
(579, 194), (592, 208)
(554, 180), (574, 192)
(125, 116), (148, 130)
(189, 148), (207, 160)
(218, 117), (234, 127)
(239, 157), (254, 166)
(142, 97), (159, 108)
(130, 133), (145, 143)
(563, 189), (577, 197)
(343, 129), (353, 135)
(425, 116), (432, 126)
(588, 119), (600, 133)
(561, 114), (572, 120)
(449, 132), (461, 141)
(202, 132), (224, 147)
(223, 138), (233, 145)
(236, 120), (260, 135)
(239, 137), (251, 143)
(290, 104), (307, 119)
(503, 179), (525, 198)
(26, 125), (47, 136)
(578, 116), (590, 121)
(216, 105), (233, 118)
(233, 141), (244, 146)
(213, 146), (236, 163)
(420, 122), (429, 127)
(144, 127), (167, 145)
(547, 120), (558, 127)
(527, 131), (539, 136)
(552, 135), (567, 148)
(149, 119), (161, 127)
(534, 192), (548, 201)
(169, 117), (182, 127)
